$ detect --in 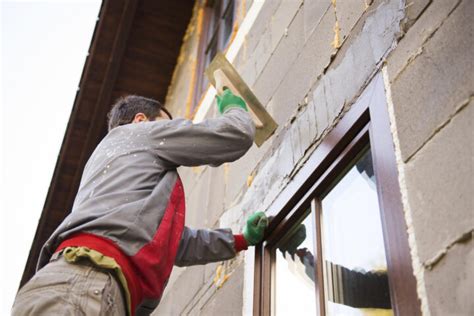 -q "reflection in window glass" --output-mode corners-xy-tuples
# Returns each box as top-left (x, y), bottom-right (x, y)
(222, 0), (234, 46)
(321, 149), (392, 315)
(275, 211), (317, 316)
(197, 0), (235, 104)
